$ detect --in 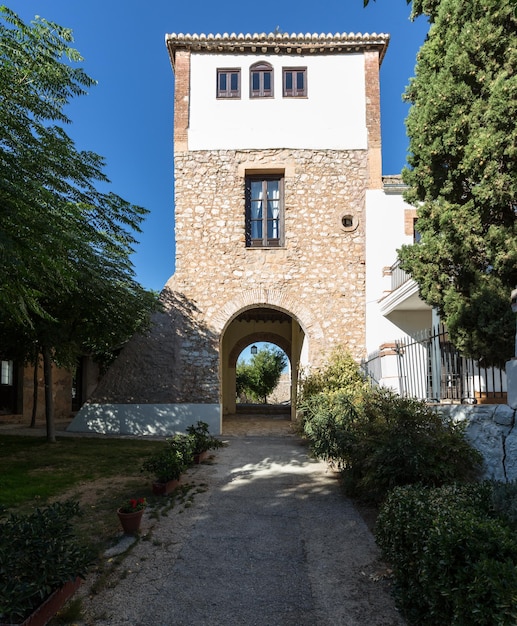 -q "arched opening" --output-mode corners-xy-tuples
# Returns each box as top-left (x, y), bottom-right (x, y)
(220, 306), (308, 424)
(236, 341), (291, 406)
